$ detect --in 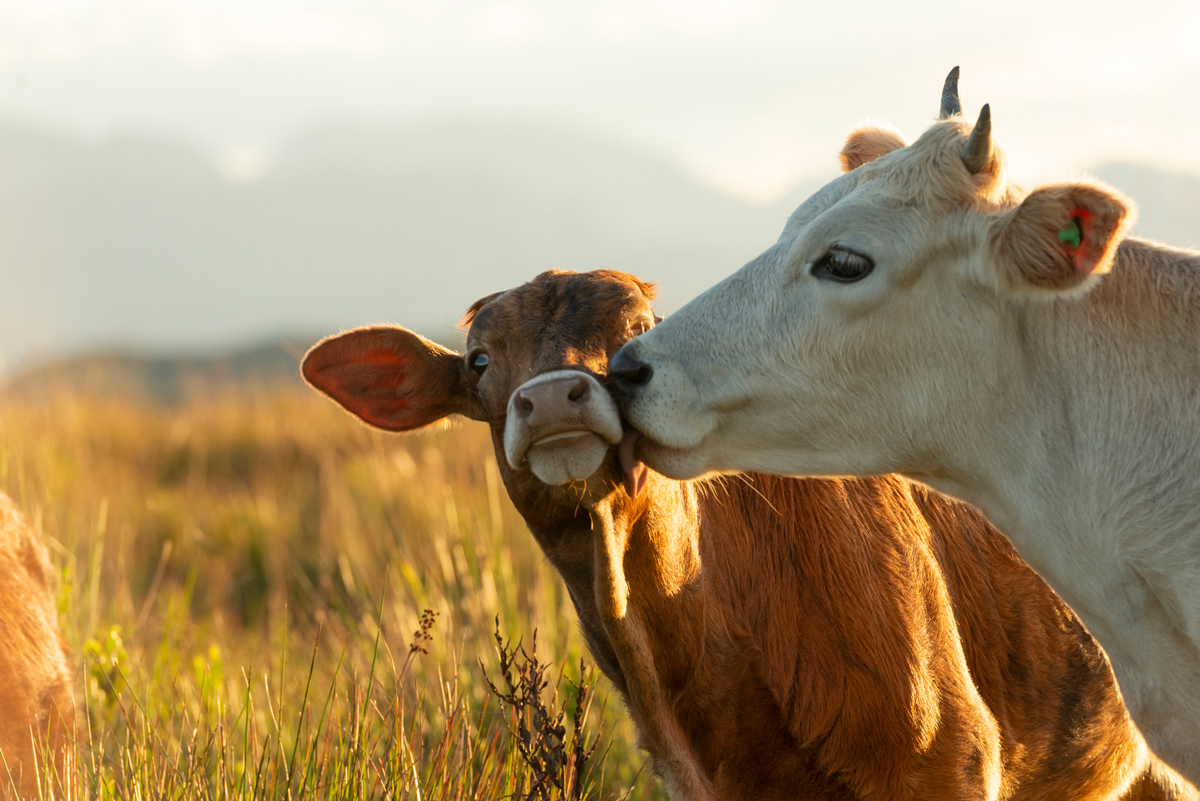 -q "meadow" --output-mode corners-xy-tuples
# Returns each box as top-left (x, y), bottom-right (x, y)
(0, 381), (664, 800)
